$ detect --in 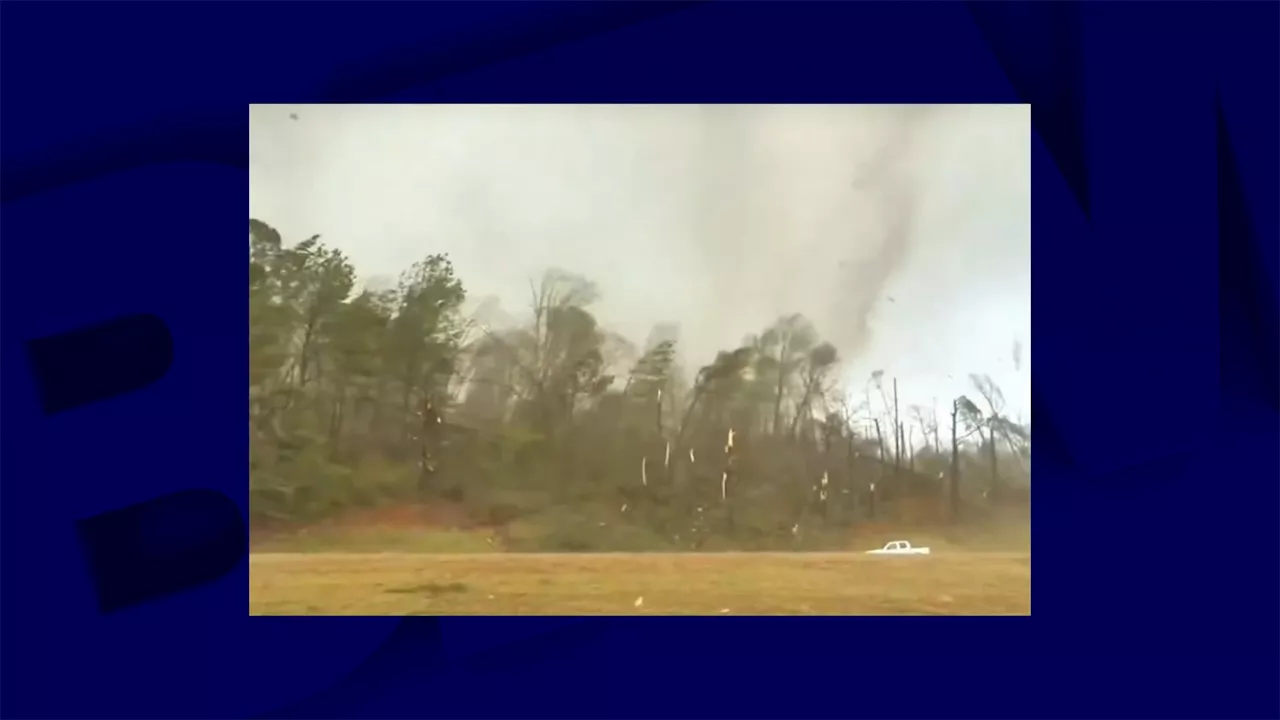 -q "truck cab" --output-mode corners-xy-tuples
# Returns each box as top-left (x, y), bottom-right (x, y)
(866, 539), (931, 555)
